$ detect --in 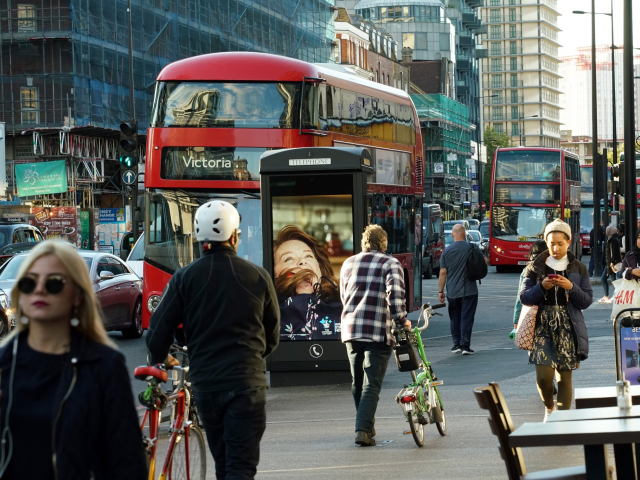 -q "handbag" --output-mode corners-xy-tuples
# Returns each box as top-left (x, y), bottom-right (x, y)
(514, 305), (538, 351)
